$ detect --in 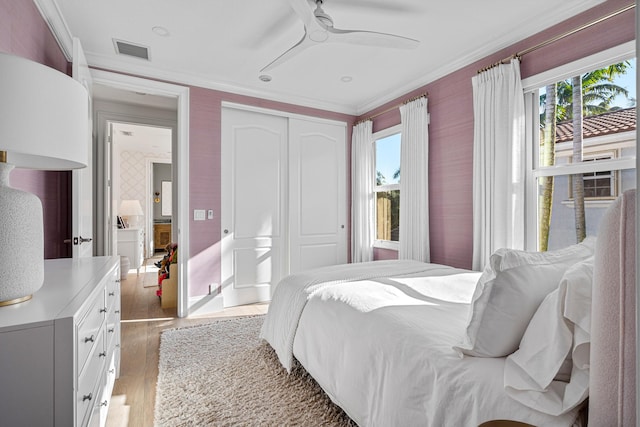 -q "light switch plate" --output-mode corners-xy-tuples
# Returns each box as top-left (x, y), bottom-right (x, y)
(207, 209), (214, 219)
(194, 209), (206, 221)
